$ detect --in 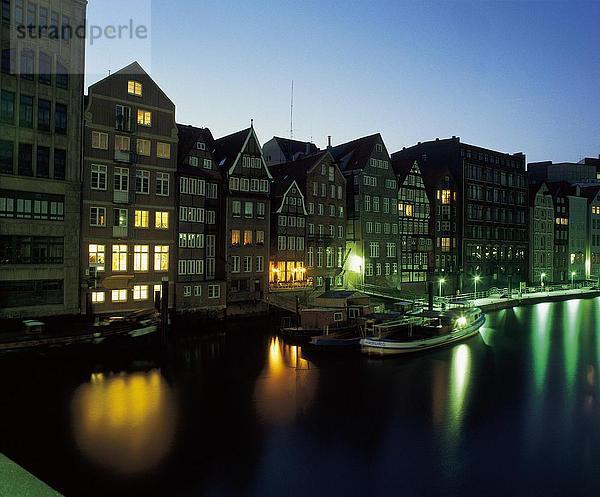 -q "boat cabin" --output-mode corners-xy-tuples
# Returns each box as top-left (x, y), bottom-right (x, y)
(313, 291), (374, 319)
